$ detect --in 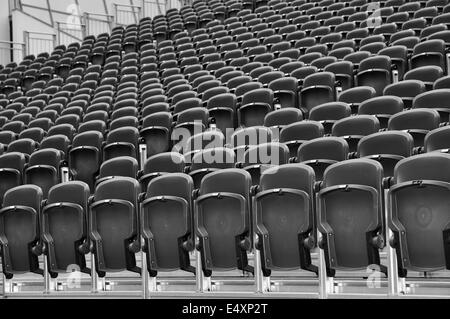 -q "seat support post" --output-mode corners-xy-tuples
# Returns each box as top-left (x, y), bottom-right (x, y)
(386, 188), (400, 297)
(141, 247), (149, 299)
(61, 167), (70, 183)
(139, 144), (147, 171)
(446, 53), (450, 76)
